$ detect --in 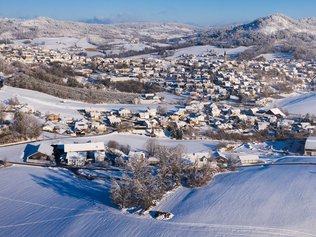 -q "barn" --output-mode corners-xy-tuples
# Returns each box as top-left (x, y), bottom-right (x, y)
(23, 143), (53, 163)
(52, 142), (105, 166)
